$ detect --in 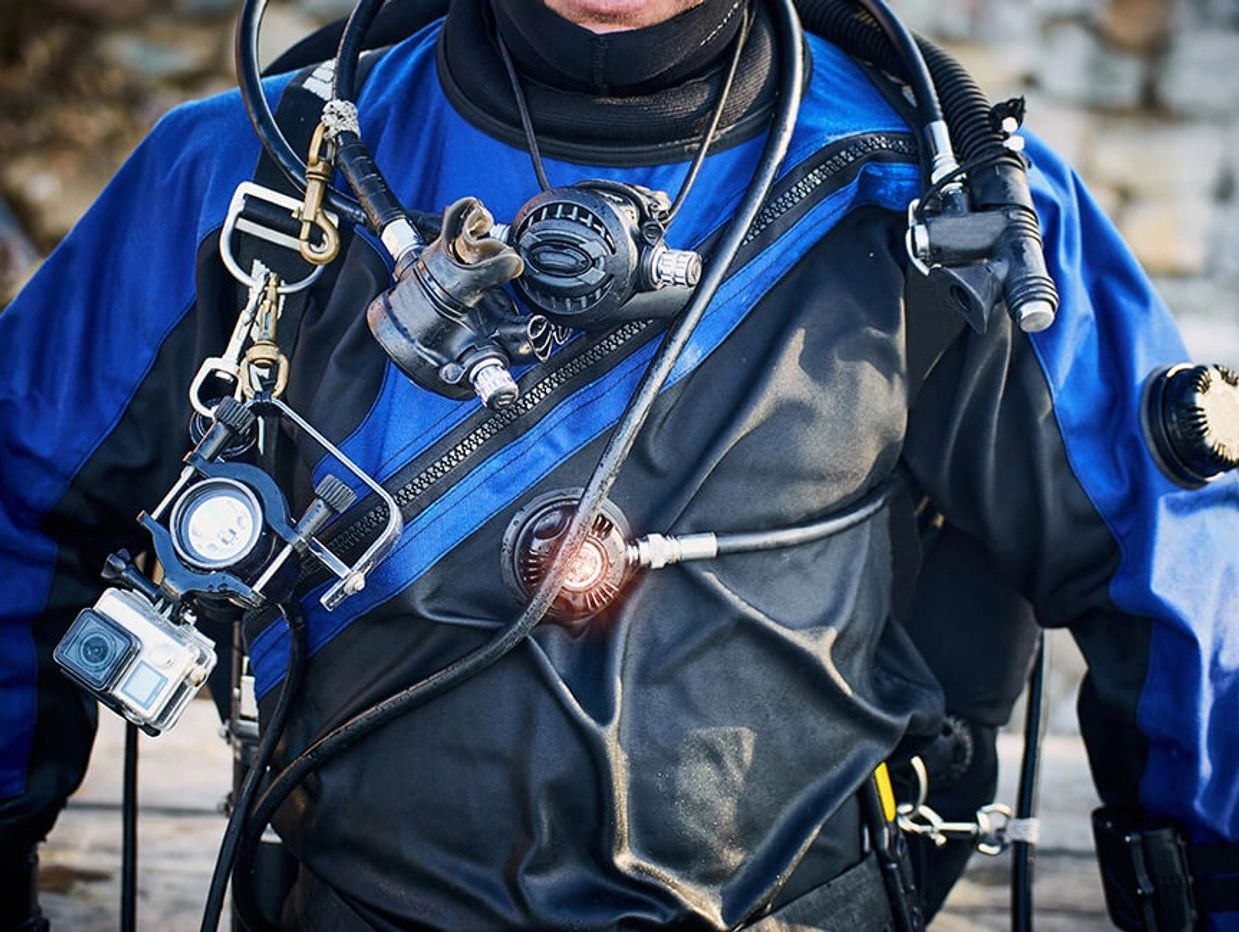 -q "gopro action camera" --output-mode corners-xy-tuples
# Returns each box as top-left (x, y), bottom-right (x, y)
(54, 587), (217, 735)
